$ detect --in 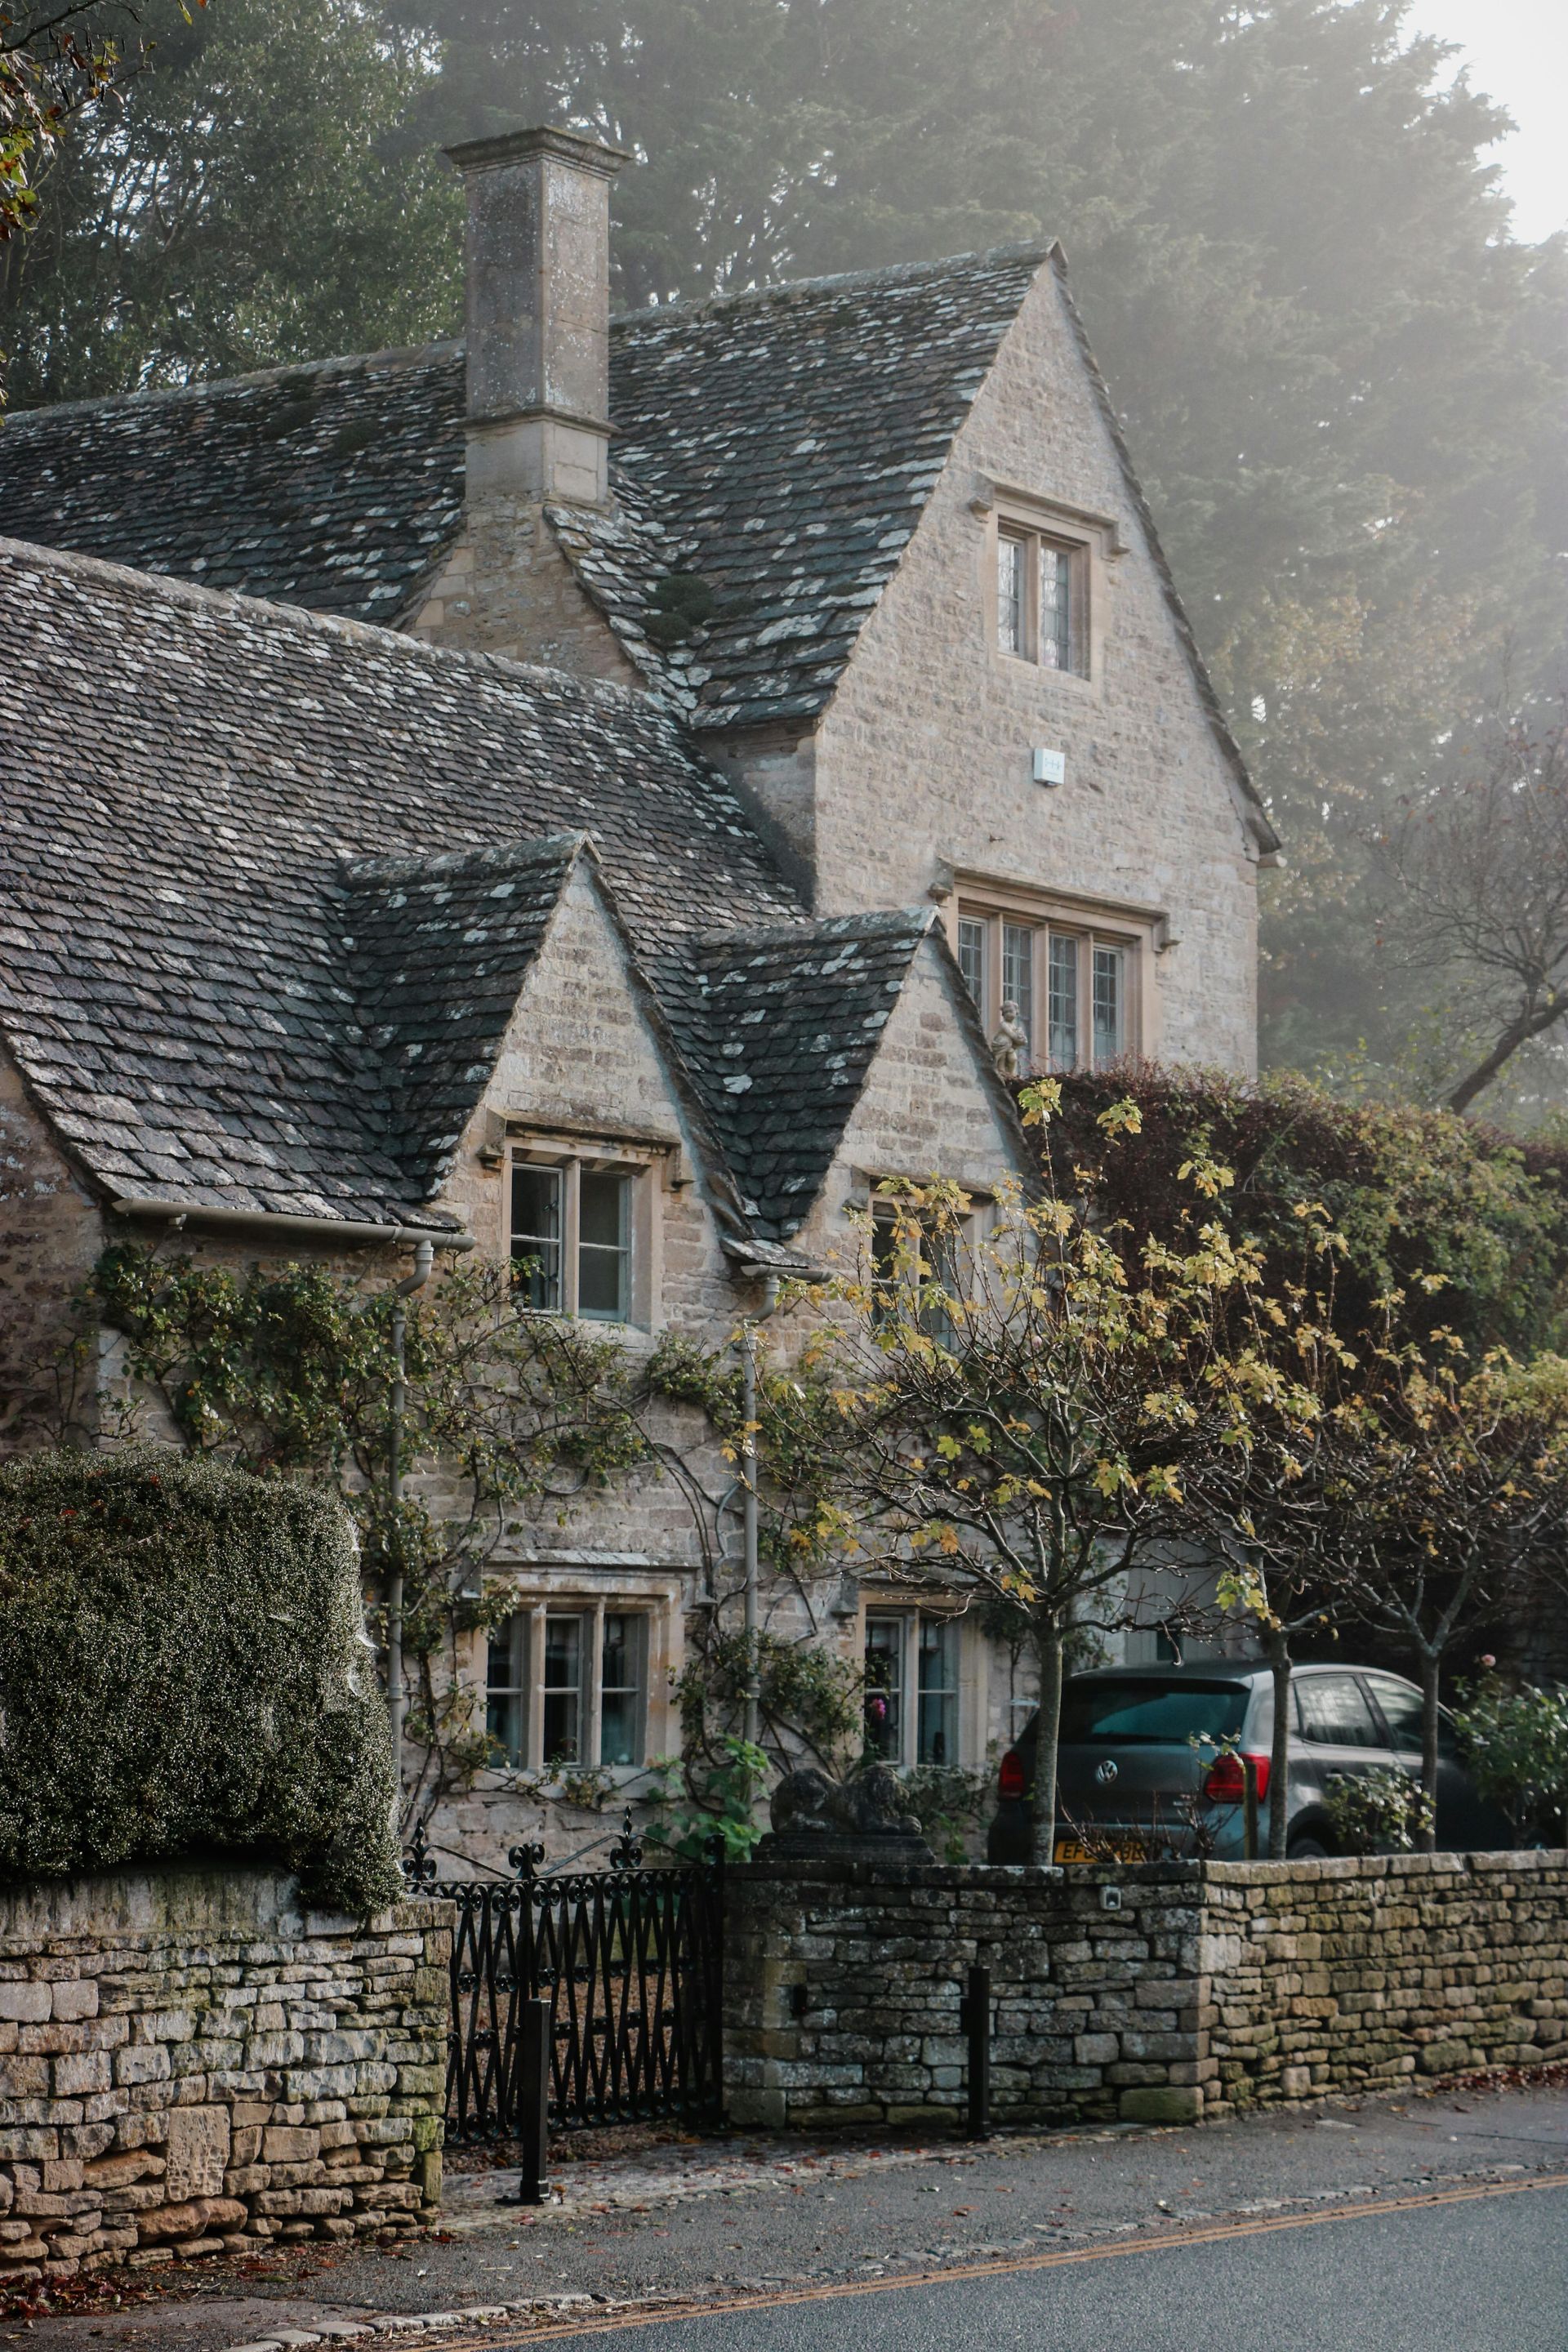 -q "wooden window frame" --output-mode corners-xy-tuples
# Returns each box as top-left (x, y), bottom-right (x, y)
(506, 1143), (655, 1328)
(948, 875), (1166, 1073)
(861, 1605), (973, 1771)
(482, 1598), (654, 1772)
(979, 483), (1125, 687)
